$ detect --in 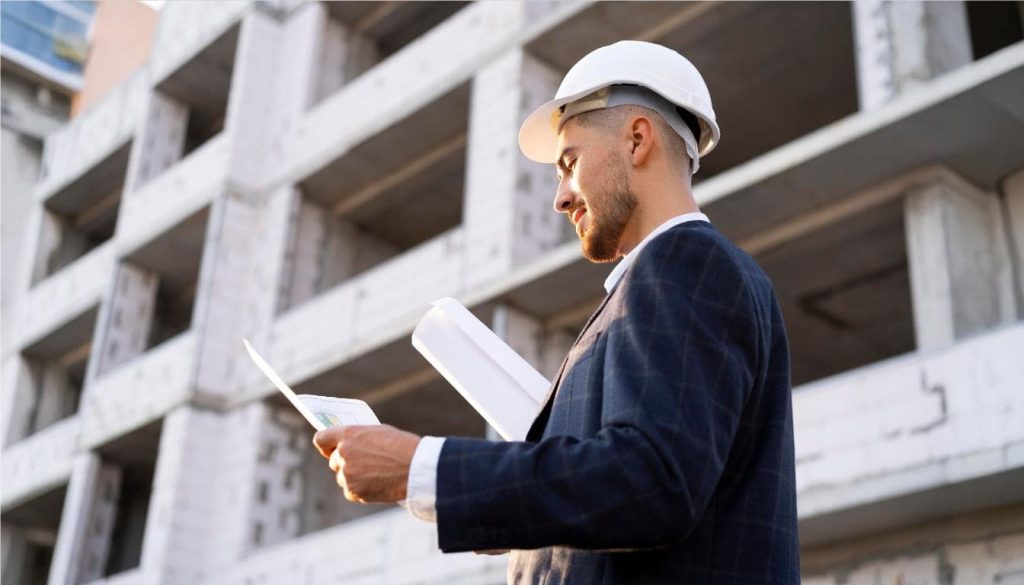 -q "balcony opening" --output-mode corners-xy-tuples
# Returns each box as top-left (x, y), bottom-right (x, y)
(143, 22), (238, 187)
(0, 484), (67, 585)
(291, 329), (489, 439)
(87, 420), (162, 581)
(310, 1), (470, 108)
(33, 141), (130, 284)
(123, 206), (209, 351)
(280, 82), (470, 311)
(966, 1), (1024, 61)
(754, 198), (915, 386)
(527, 2), (859, 183)
(7, 304), (97, 445)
